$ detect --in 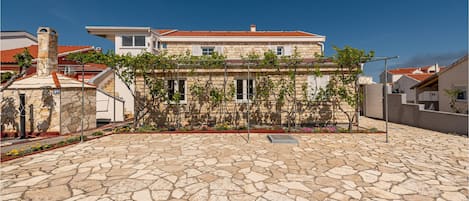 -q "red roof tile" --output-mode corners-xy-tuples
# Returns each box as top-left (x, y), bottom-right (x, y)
(406, 73), (434, 81)
(159, 30), (316, 37)
(388, 68), (420, 75)
(1, 45), (93, 63)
